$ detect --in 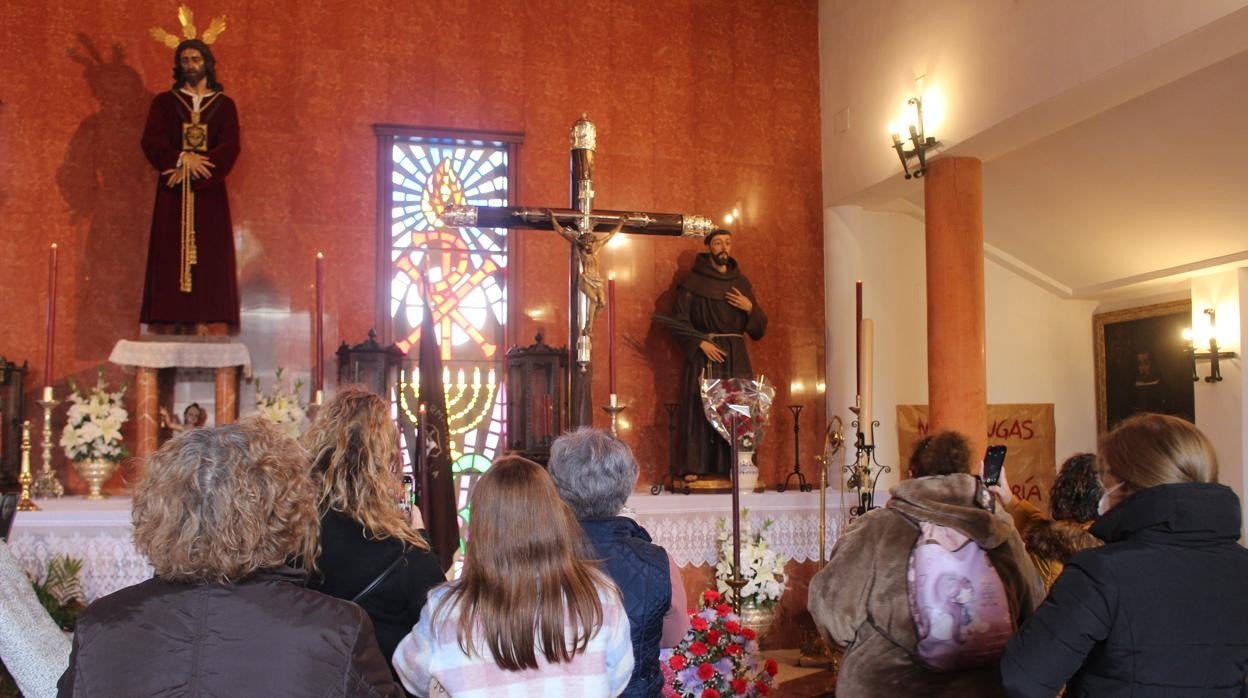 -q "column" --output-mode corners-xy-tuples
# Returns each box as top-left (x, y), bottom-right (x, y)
(135, 367), (159, 458)
(924, 157), (987, 458)
(214, 366), (238, 425)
